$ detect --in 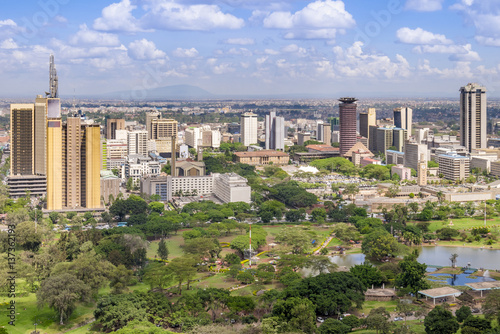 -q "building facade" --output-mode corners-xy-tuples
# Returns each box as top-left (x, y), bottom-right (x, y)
(460, 83), (487, 152)
(393, 107), (412, 140)
(240, 112), (258, 146)
(234, 150), (289, 165)
(359, 108), (376, 144)
(127, 130), (148, 156)
(339, 97), (358, 156)
(265, 110), (285, 150)
(213, 173), (251, 203)
(436, 153), (470, 181)
(106, 118), (125, 139)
